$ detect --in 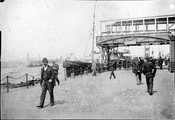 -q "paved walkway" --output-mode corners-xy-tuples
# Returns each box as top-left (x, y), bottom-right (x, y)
(1, 69), (175, 119)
